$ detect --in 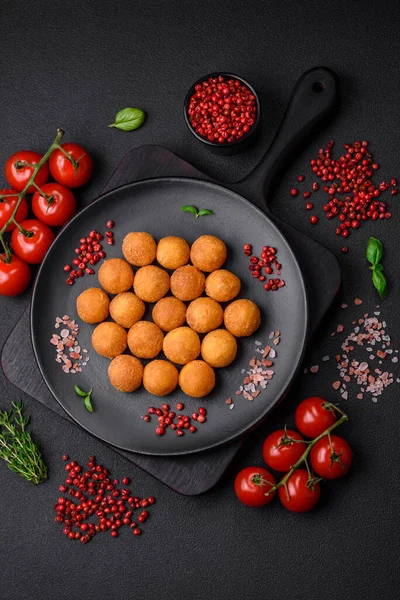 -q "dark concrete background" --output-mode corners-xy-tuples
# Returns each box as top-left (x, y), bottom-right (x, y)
(1, 1), (399, 599)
